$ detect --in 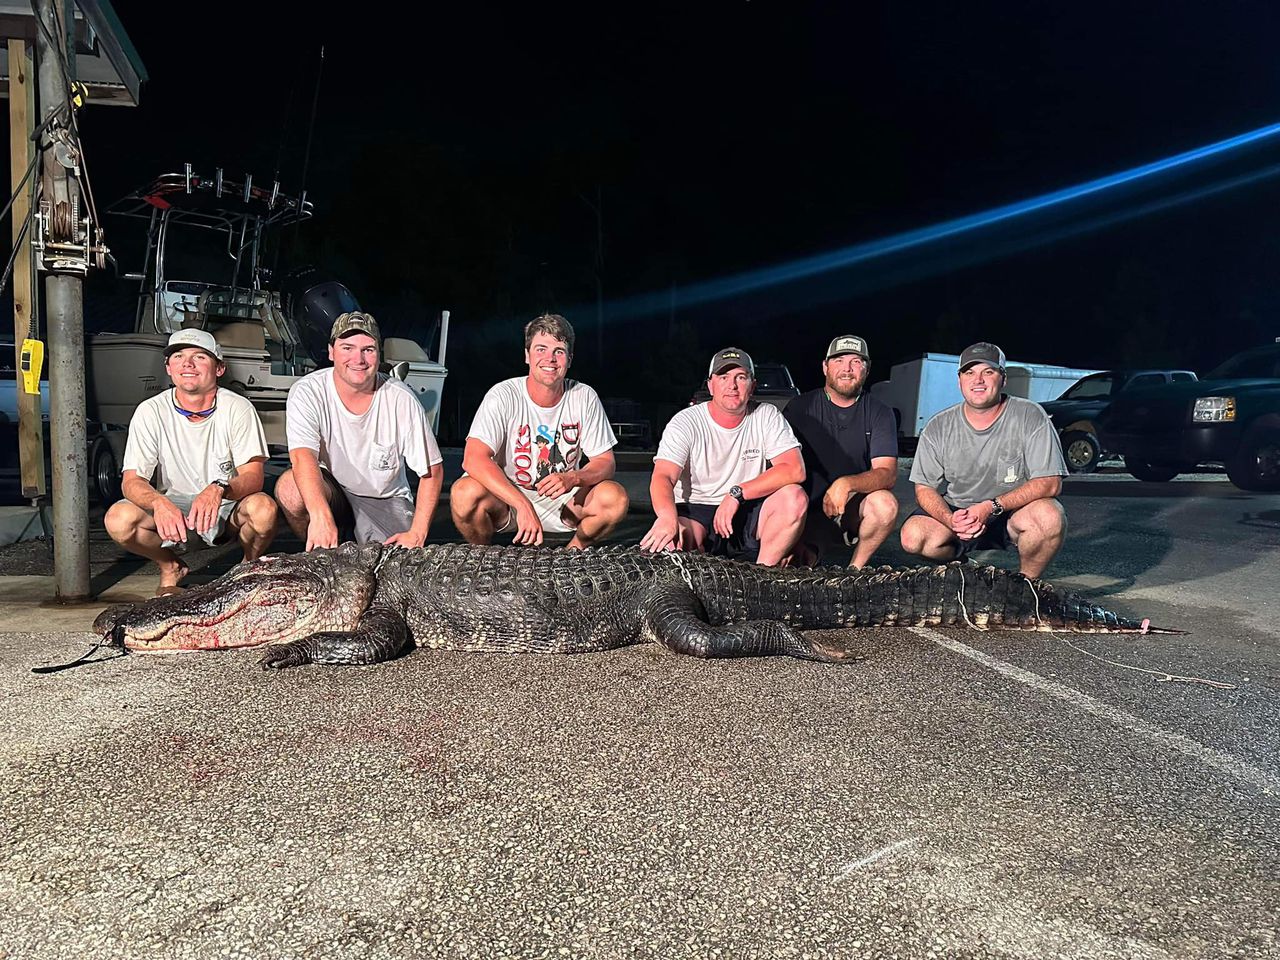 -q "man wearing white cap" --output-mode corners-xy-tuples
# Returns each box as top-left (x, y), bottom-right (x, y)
(901, 341), (1068, 578)
(104, 328), (278, 595)
(784, 335), (899, 568)
(276, 311), (445, 549)
(641, 346), (807, 566)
